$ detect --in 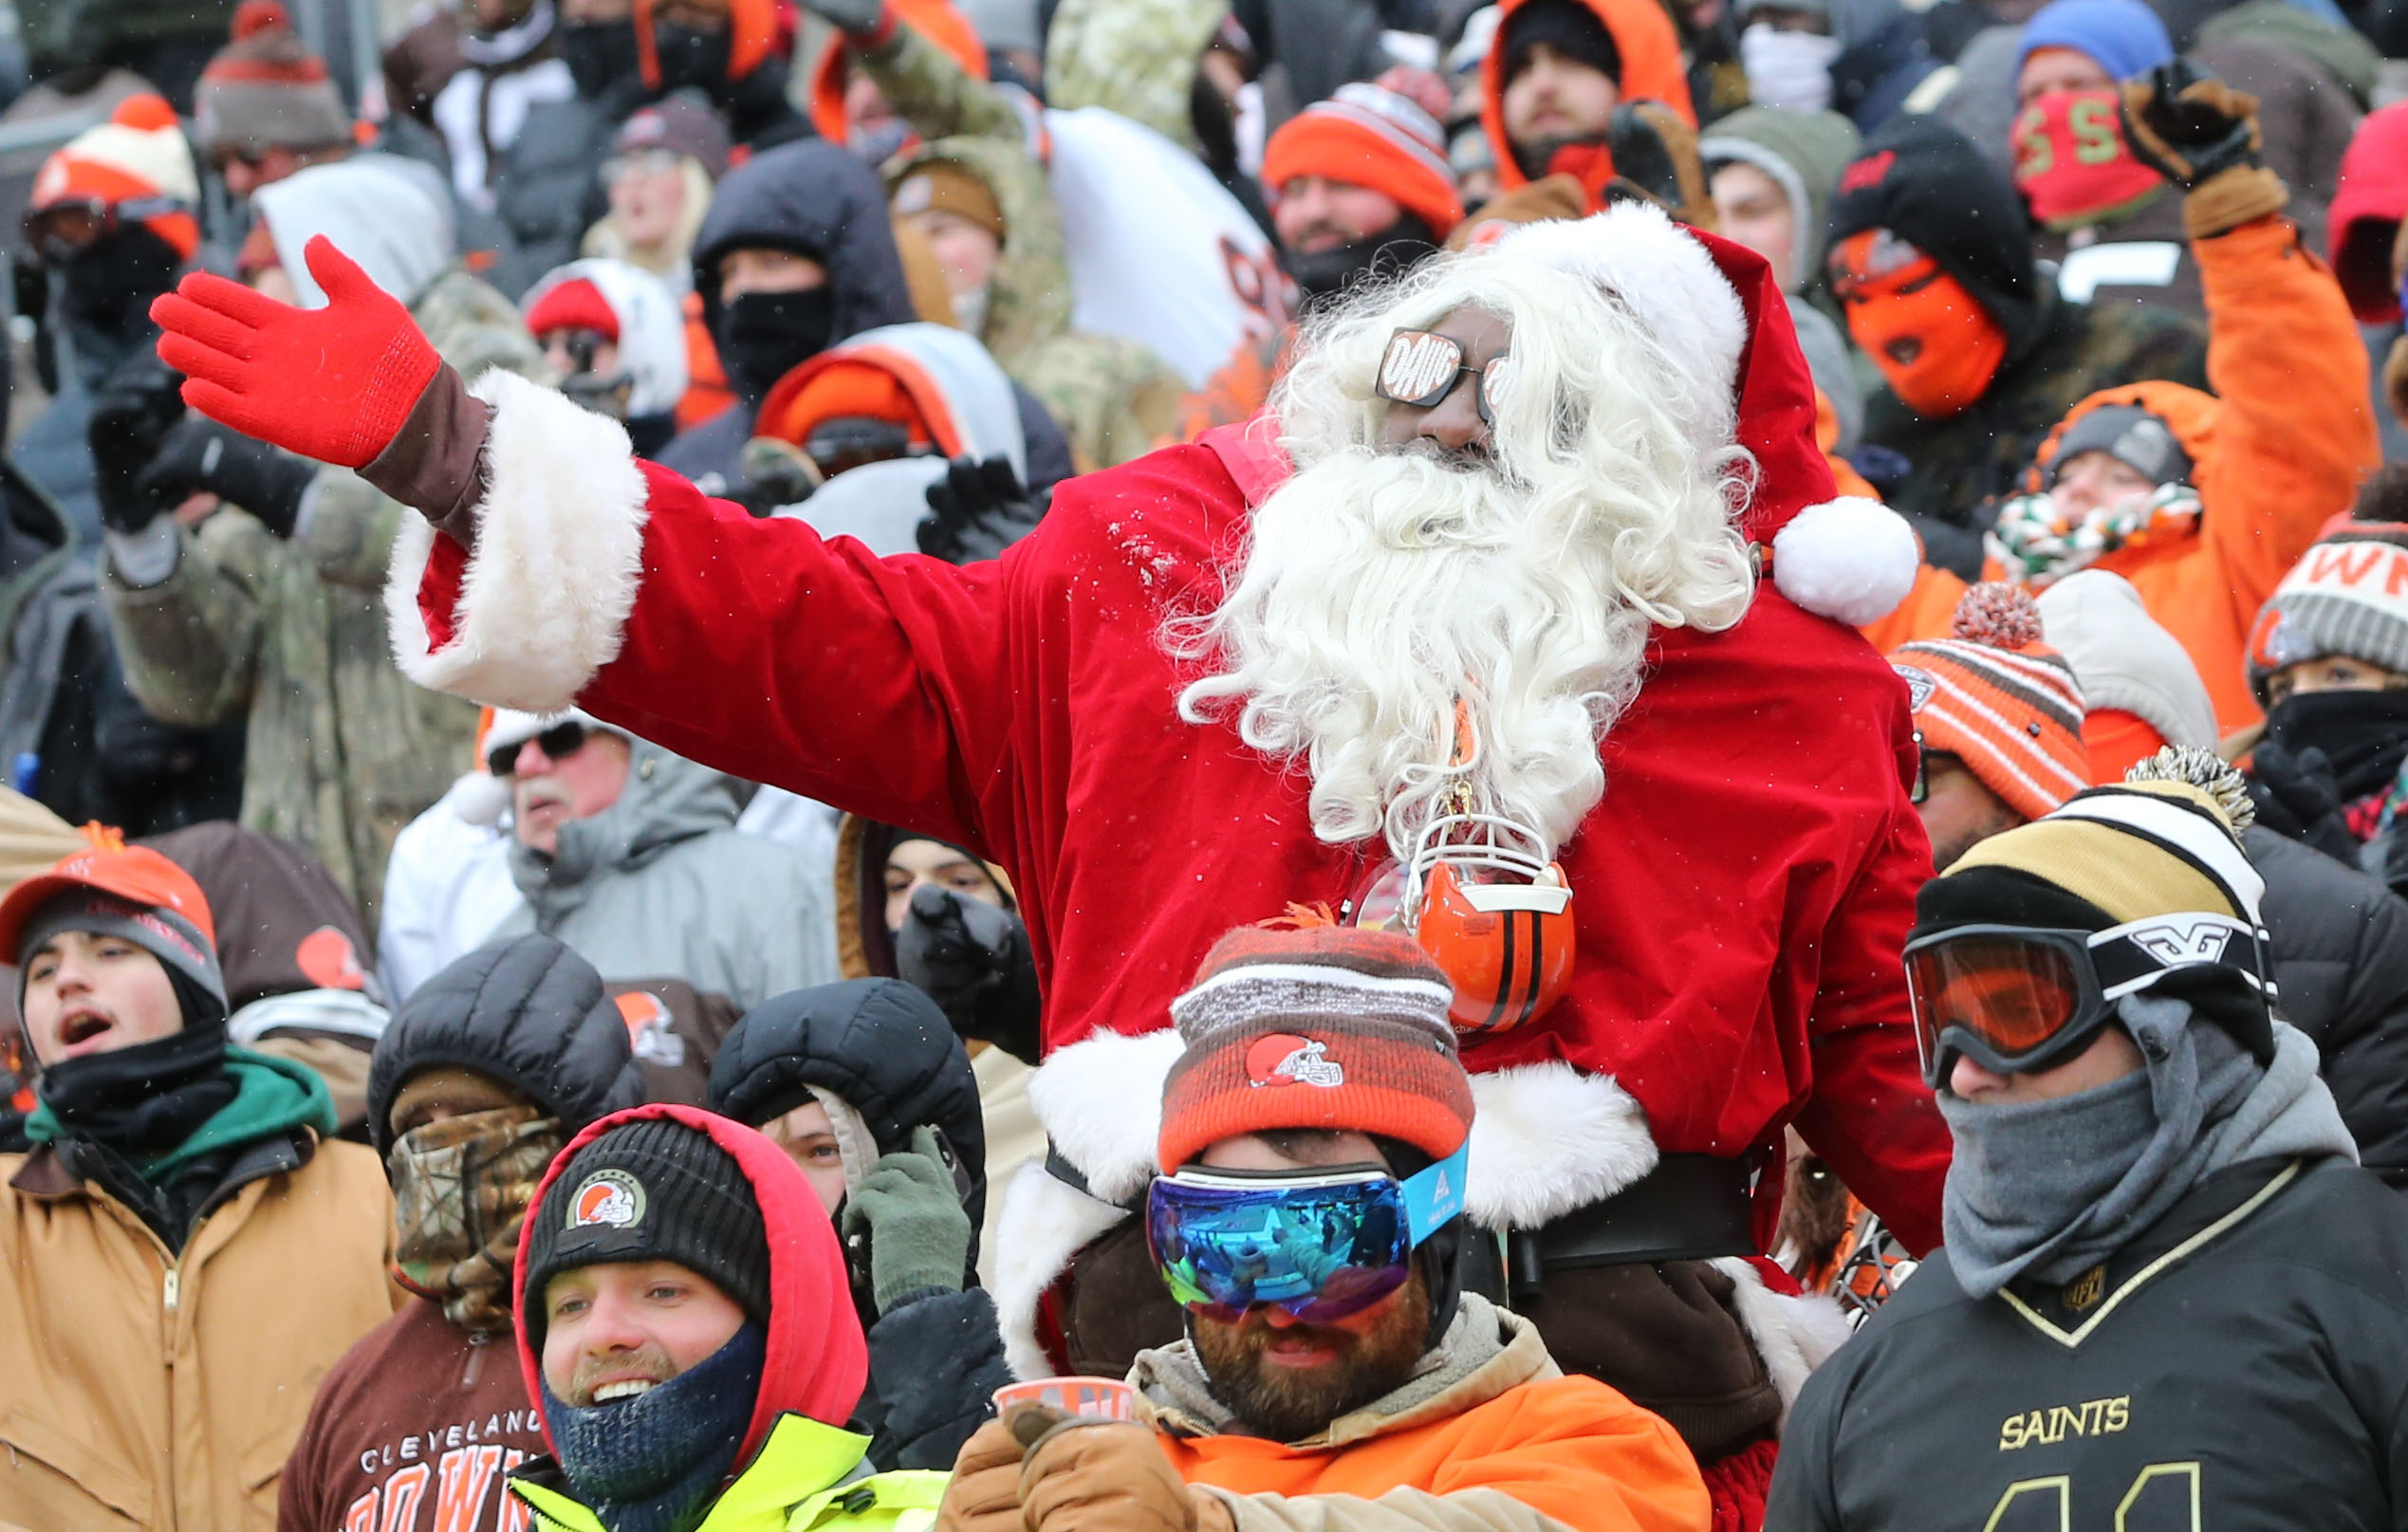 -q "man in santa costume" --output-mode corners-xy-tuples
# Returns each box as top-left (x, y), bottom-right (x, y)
(151, 201), (1939, 1519)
